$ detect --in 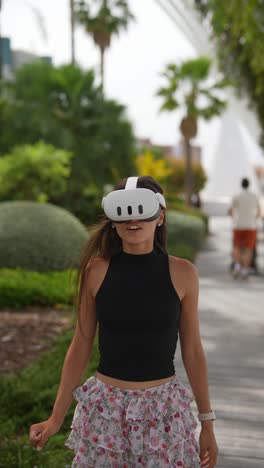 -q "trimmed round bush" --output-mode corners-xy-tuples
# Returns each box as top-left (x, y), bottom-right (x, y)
(166, 210), (206, 256)
(0, 201), (89, 272)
